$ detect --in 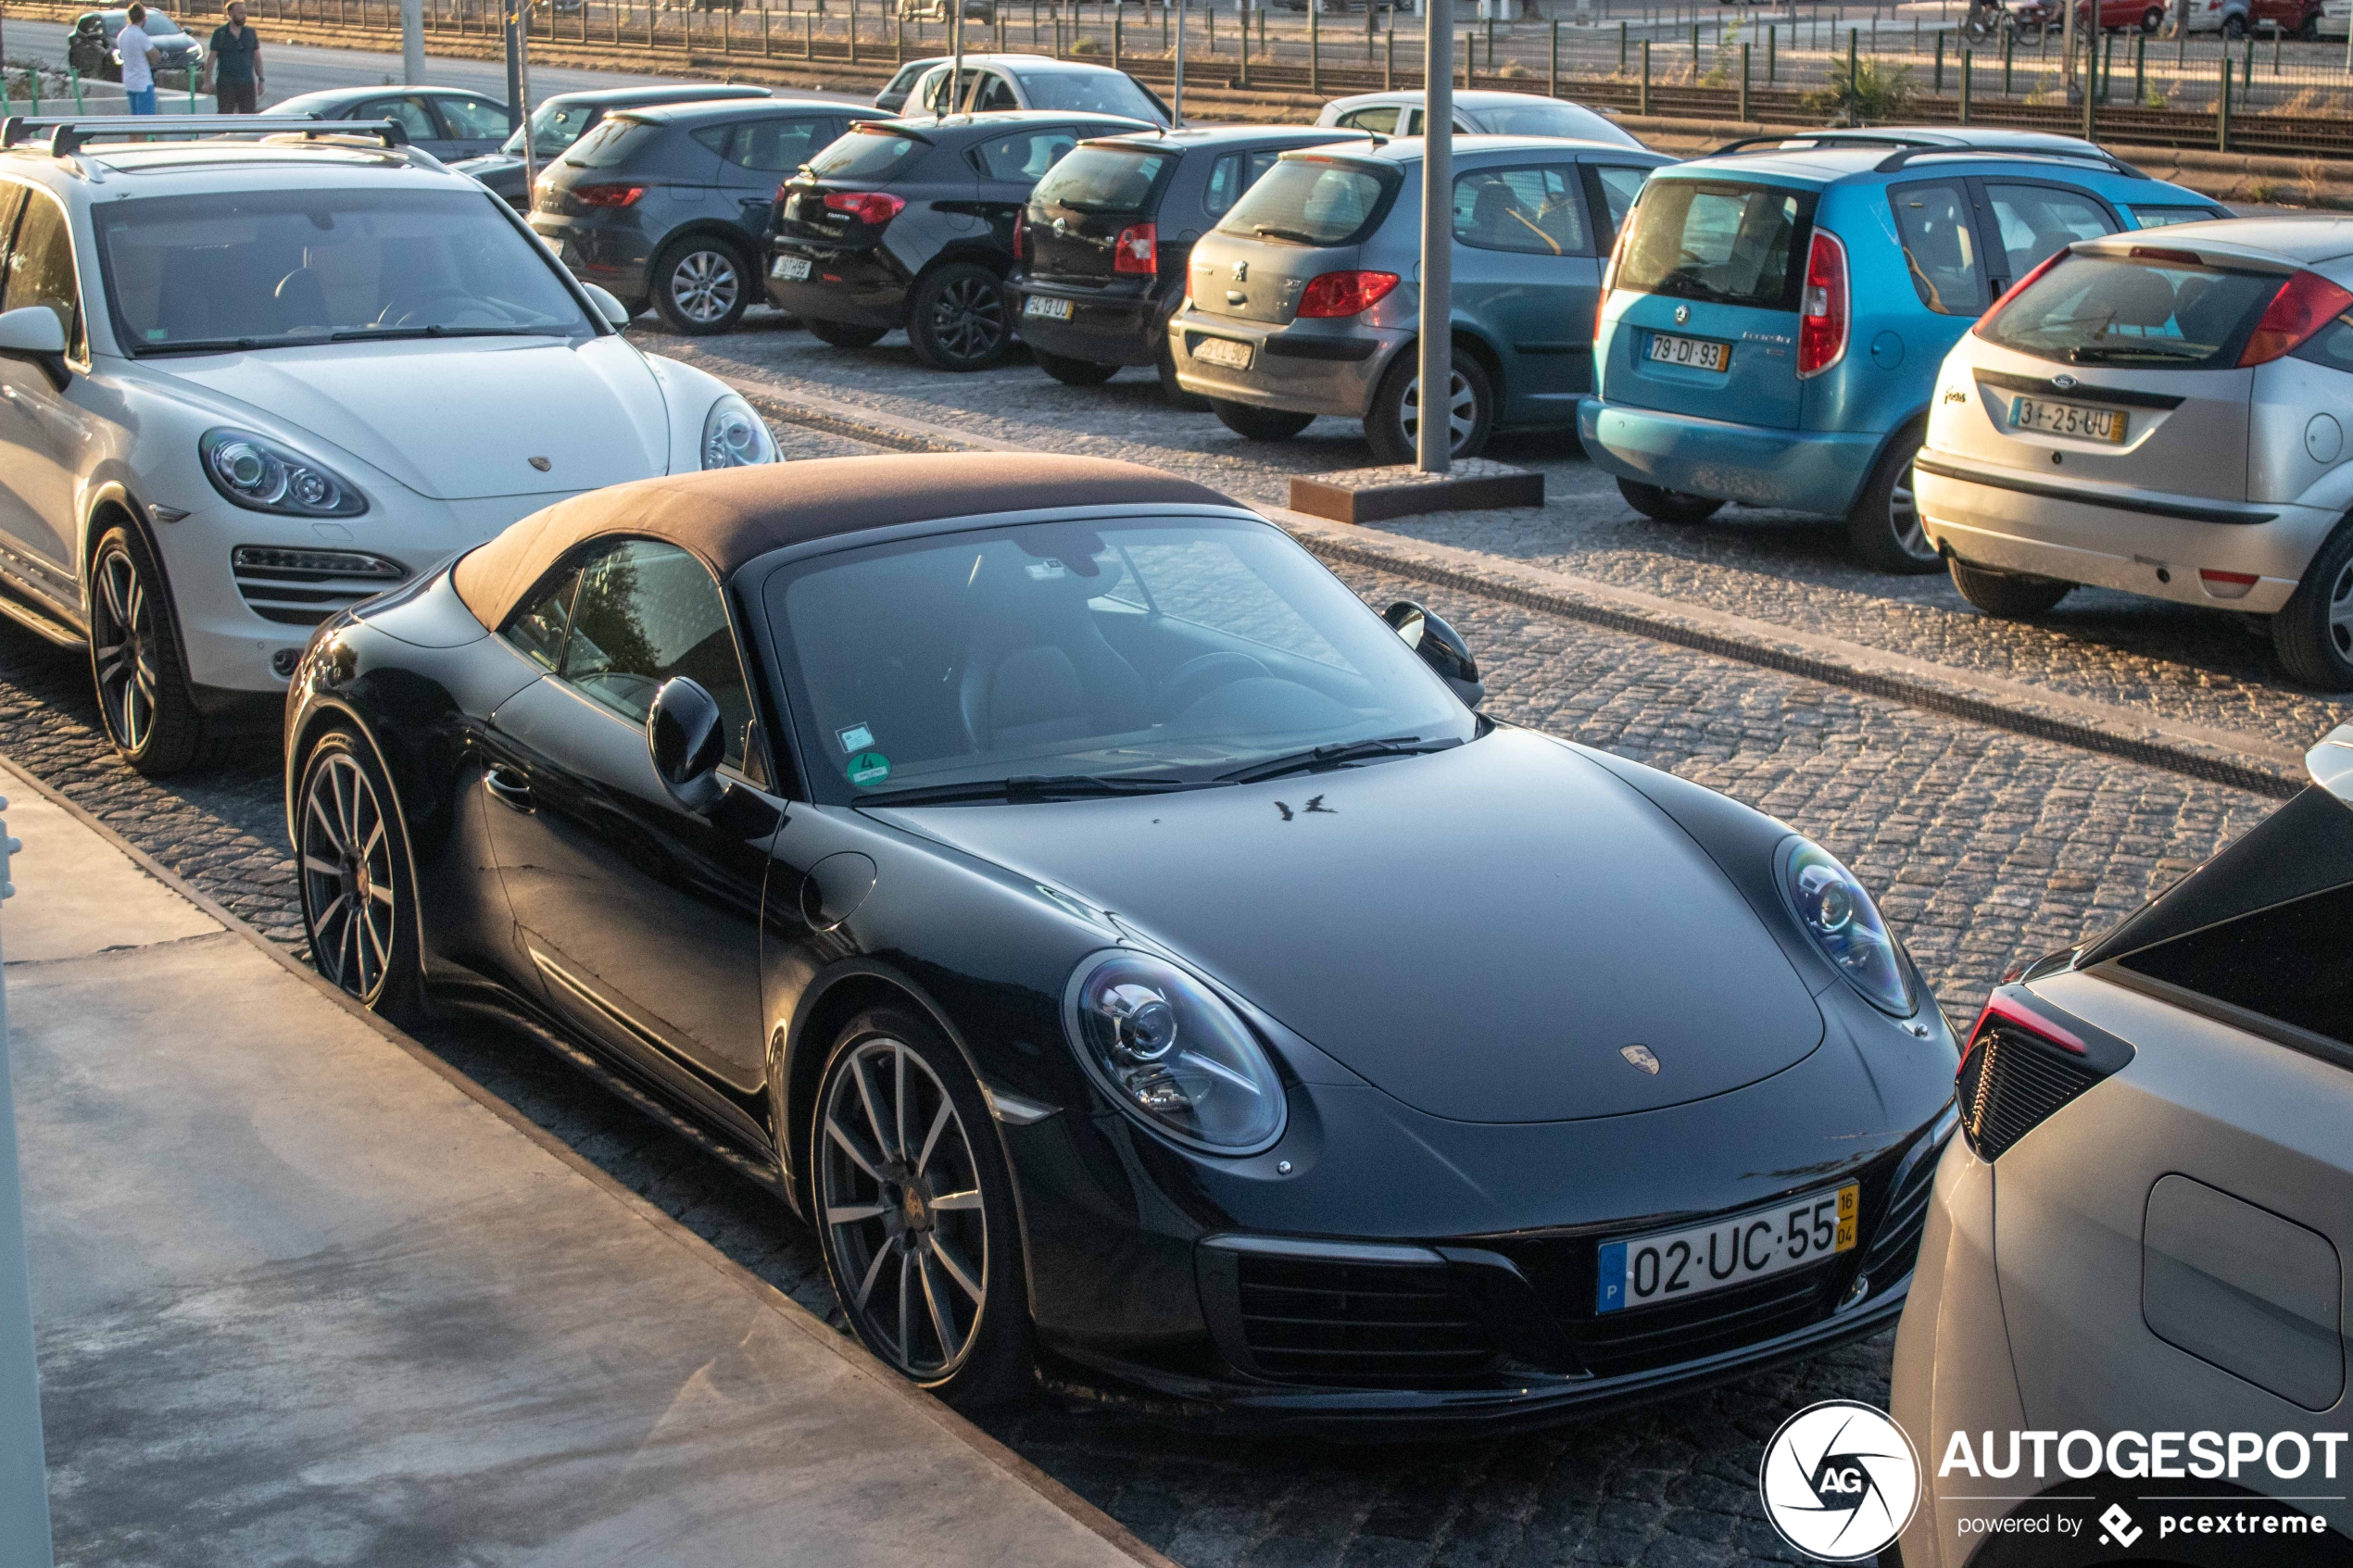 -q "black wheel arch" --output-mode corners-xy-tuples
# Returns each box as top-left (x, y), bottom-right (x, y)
(651, 223), (763, 283)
